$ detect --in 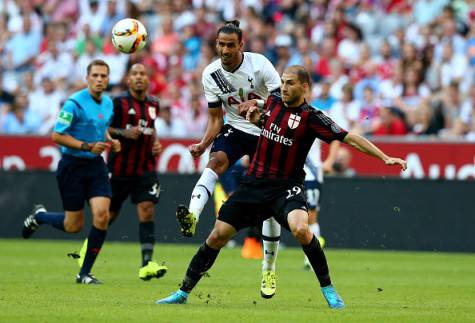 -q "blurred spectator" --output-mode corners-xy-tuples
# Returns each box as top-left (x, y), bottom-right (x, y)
(331, 147), (355, 177)
(154, 105), (187, 138)
(34, 41), (74, 86)
(0, 73), (14, 107)
(152, 14), (179, 56)
(99, 0), (126, 37)
(439, 42), (468, 88)
(75, 23), (104, 56)
(73, 39), (101, 83)
(311, 79), (336, 113)
(42, 0), (79, 24)
(458, 84), (475, 136)
(77, 0), (107, 34)
(3, 15), (41, 72)
(28, 77), (64, 135)
(0, 93), (41, 134)
(315, 37), (337, 79)
(354, 86), (382, 134)
(274, 33), (293, 74)
(374, 107), (408, 136)
(183, 94), (207, 139)
(329, 83), (360, 131)
(413, 0), (449, 26)
(337, 23), (363, 67)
